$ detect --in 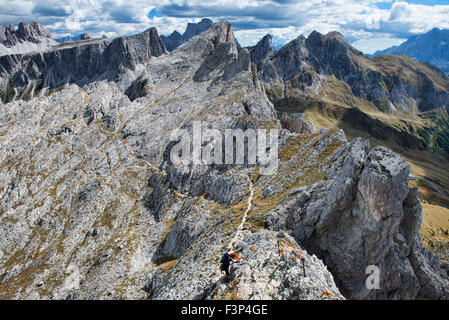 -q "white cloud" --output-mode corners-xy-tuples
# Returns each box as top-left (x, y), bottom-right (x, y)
(352, 37), (407, 54)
